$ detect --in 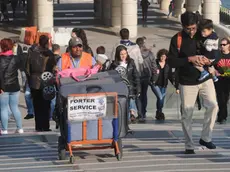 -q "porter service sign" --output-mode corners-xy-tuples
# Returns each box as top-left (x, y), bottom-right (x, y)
(68, 95), (107, 121)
